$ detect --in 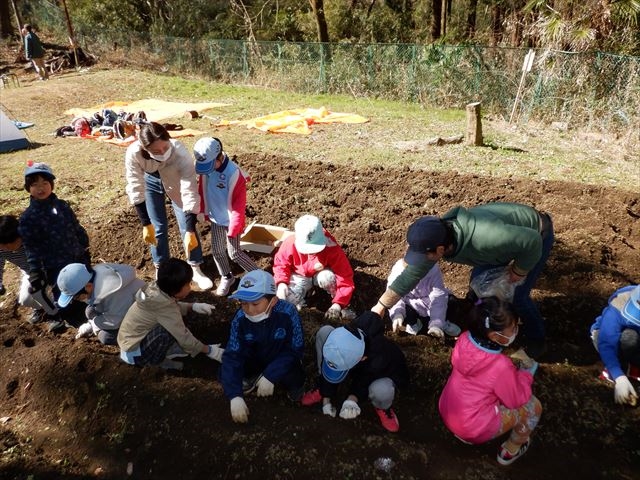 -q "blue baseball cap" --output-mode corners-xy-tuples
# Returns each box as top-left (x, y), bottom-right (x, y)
(194, 137), (223, 174)
(321, 327), (365, 383)
(404, 216), (447, 265)
(621, 285), (640, 327)
(229, 269), (276, 302)
(57, 263), (93, 307)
